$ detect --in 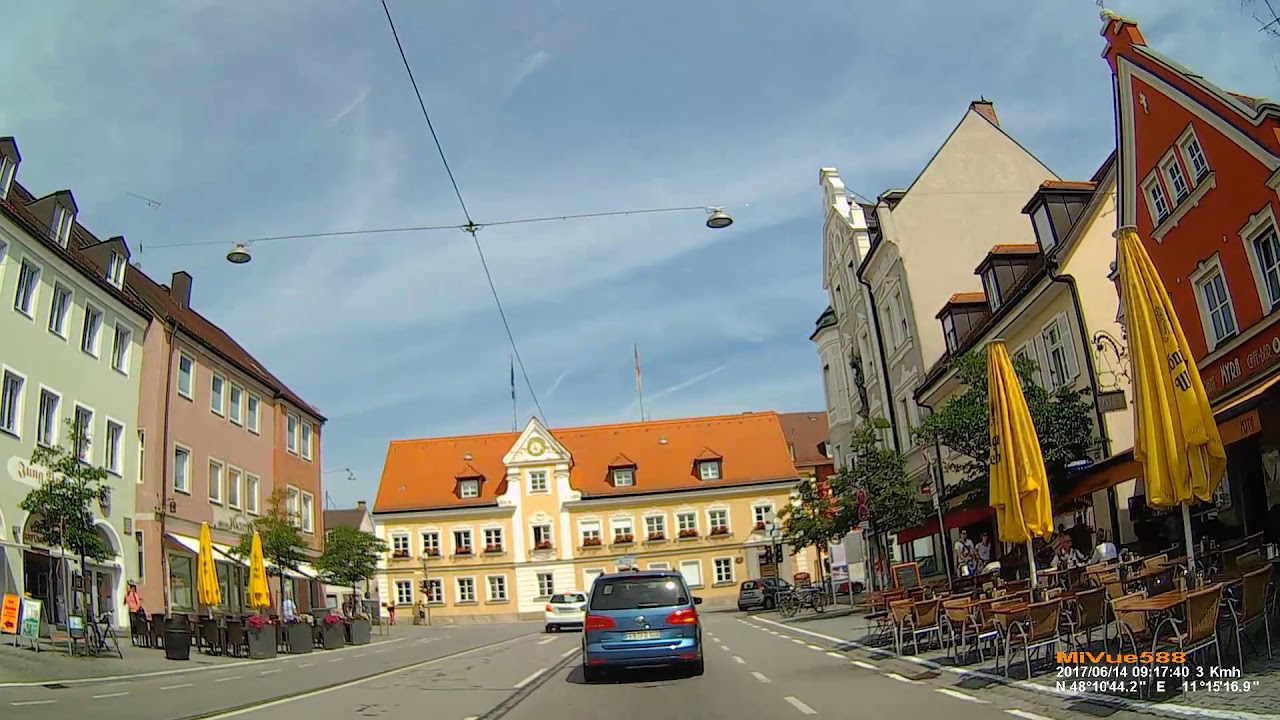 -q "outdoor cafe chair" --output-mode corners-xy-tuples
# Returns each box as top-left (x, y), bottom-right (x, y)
(889, 599), (915, 654)
(225, 620), (247, 658)
(1063, 586), (1109, 651)
(905, 597), (943, 654)
(128, 613), (150, 648)
(1227, 565), (1272, 666)
(200, 618), (222, 655)
(1151, 585), (1223, 669)
(149, 613), (165, 649)
(1002, 599), (1063, 679)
